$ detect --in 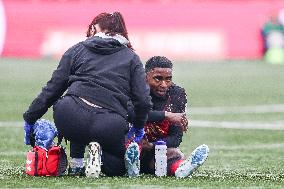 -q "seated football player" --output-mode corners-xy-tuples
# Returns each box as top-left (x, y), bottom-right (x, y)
(139, 56), (209, 178)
